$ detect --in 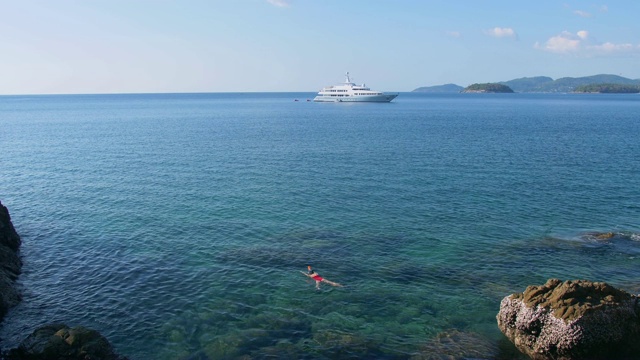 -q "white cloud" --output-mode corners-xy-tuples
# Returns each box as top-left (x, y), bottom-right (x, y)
(485, 27), (517, 39)
(535, 31), (583, 53)
(589, 42), (638, 53)
(535, 30), (640, 55)
(573, 10), (592, 18)
(267, 0), (289, 7)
